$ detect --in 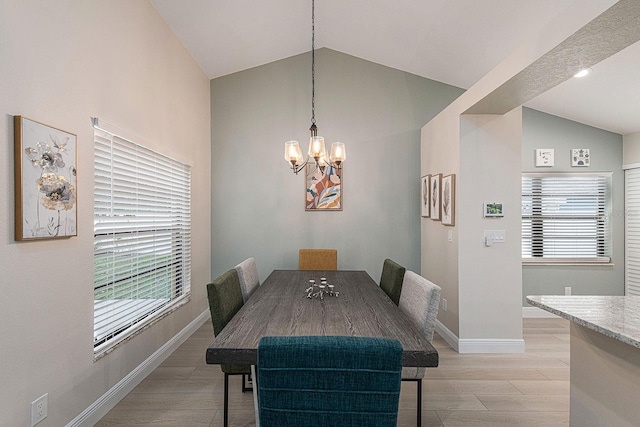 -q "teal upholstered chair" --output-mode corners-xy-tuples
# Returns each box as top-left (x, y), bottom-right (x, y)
(380, 258), (406, 305)
(234, 257), (260, 303)
(398, 270), (441, 427)
(257, 335), (403, 427)
(207, 269), (251, 427)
